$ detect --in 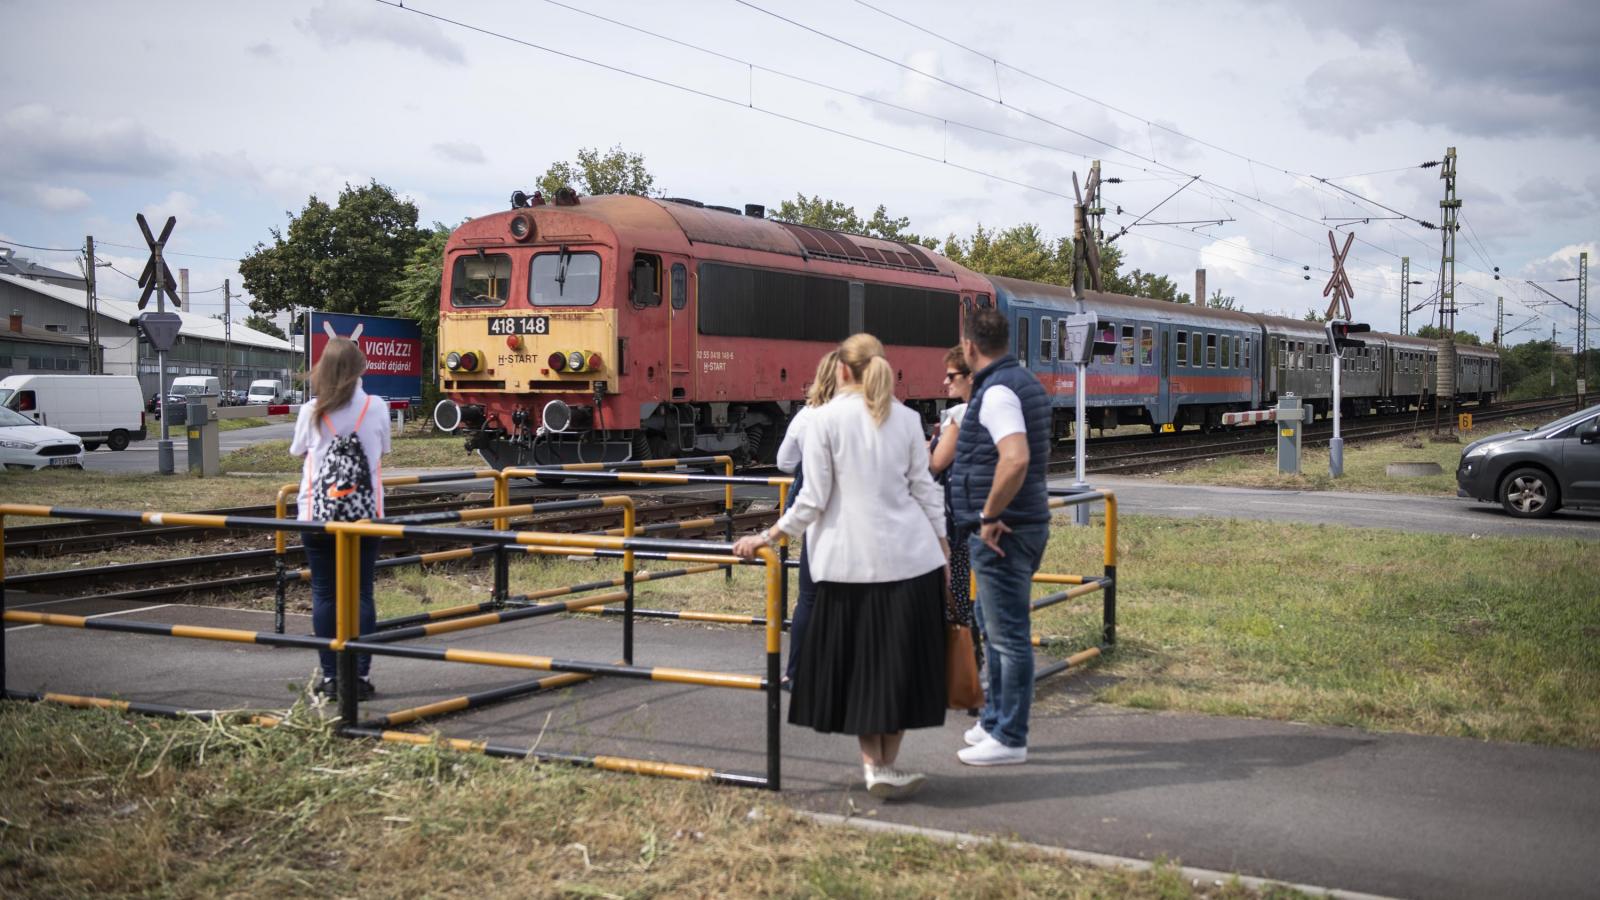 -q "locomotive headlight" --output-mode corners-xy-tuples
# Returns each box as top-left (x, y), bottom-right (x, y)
(567, 350), (587, 372)
(548, 351), (568, 371)
(458, 351), (481, 373)
(508, 212), (535, 242)
(445, 351), (462, 371)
